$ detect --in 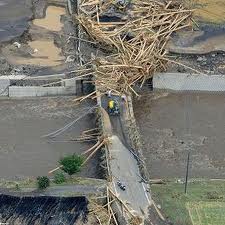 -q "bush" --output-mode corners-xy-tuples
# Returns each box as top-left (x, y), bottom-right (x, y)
(53, 171), (66, 184)
(15, 183), (20, 191)
(206, 191), (222, 200)
(37, 176), (50, 190)
(59, 154), (84, 176)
